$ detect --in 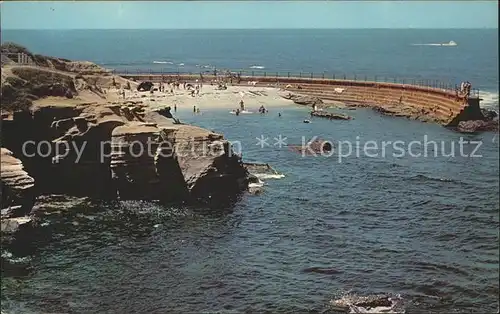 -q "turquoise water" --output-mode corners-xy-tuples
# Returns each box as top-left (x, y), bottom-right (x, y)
(1, 29), (499, 313)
